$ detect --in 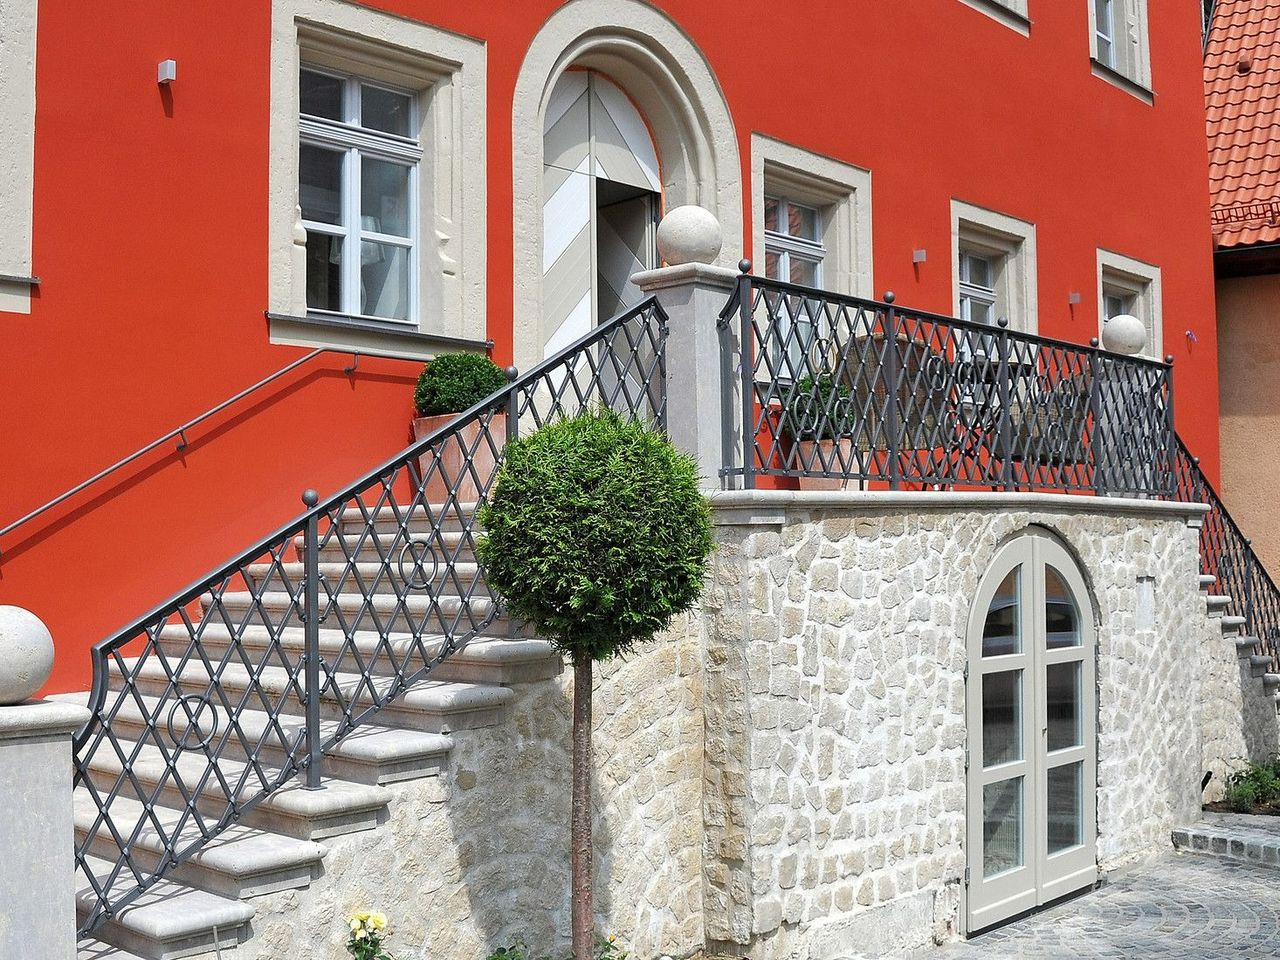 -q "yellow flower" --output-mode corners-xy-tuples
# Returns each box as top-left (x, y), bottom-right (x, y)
(350, 918), (362, 933)
(608, 936), (616, 943)
(370, 912), (388, 931)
